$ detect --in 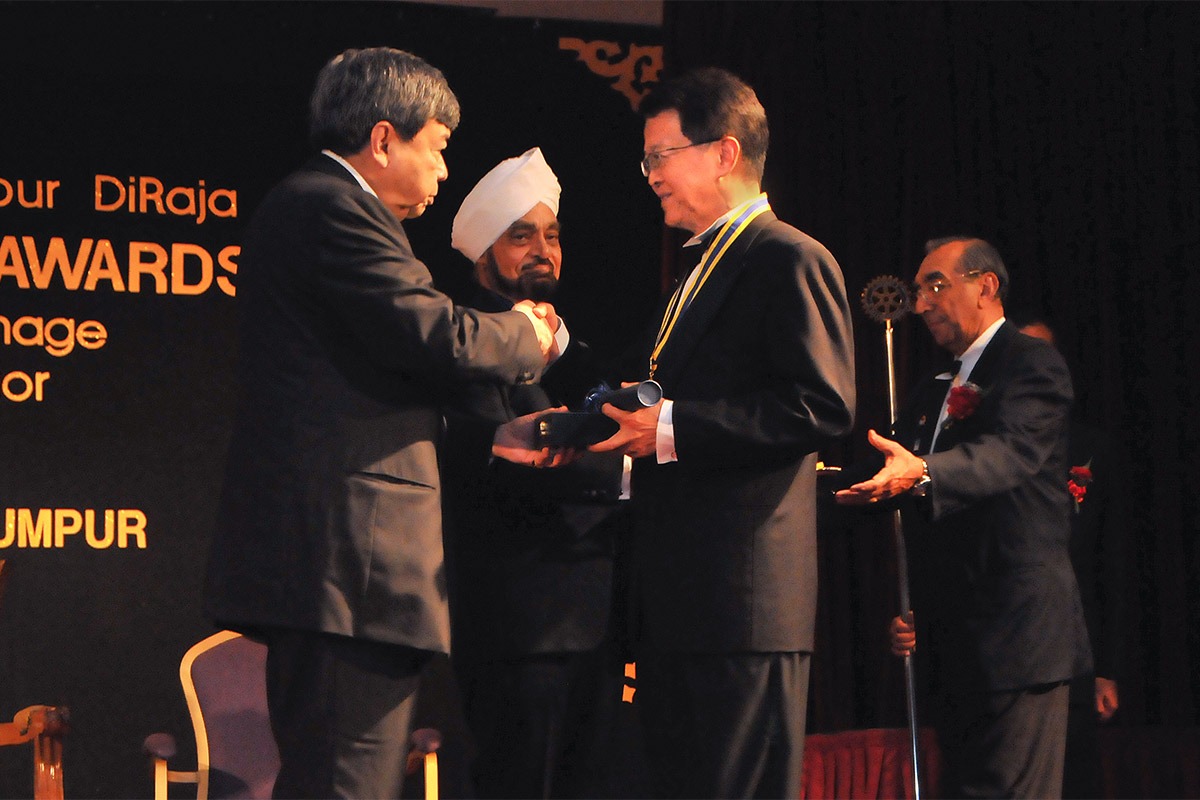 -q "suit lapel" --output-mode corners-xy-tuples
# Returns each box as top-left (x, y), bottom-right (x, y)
(932, 321), (1015, 452)
(308, 153), (364, 185)
(899, 375), (953, 456)
(651, 211), (775, 386)
(959, 320), (1014, 390)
